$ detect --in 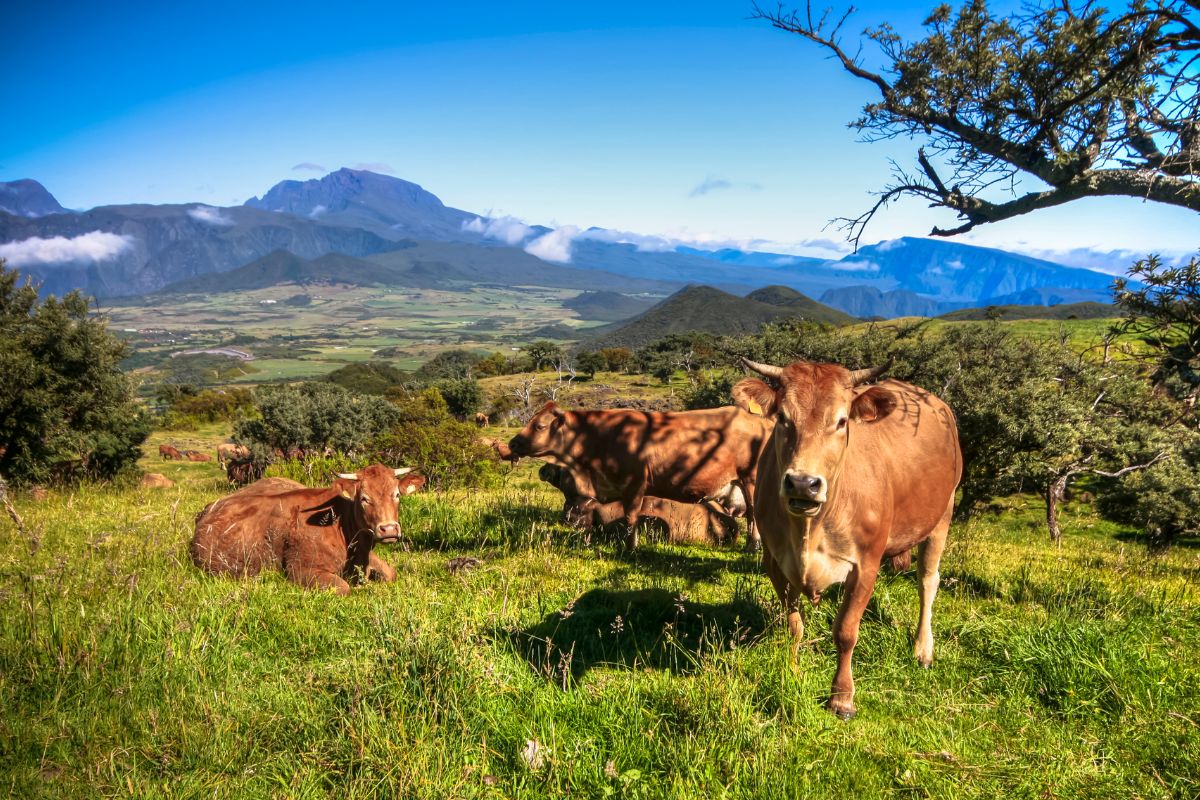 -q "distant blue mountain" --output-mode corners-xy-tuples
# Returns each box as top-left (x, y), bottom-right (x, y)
(0, 179), (67, 217)
(0, 169), (1130, 314)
